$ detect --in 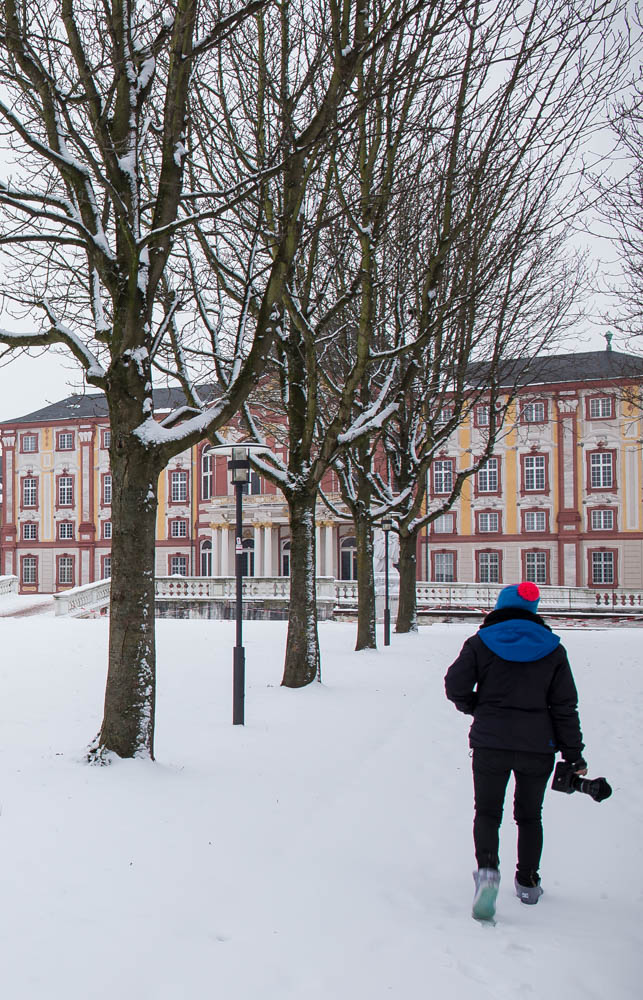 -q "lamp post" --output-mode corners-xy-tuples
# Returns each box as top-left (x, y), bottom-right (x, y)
(382, 515), (393, 646)
(229, 446), (250, 725)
